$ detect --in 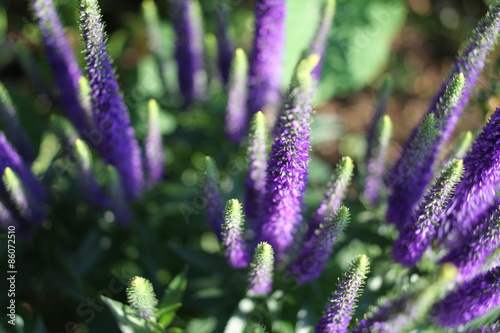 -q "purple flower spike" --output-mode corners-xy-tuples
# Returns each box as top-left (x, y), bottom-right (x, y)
(144, 100), (165, 188)
(387, 73), (464, 229)
(0, 83), (35, 163)
(0, 133), (46, 202)
(259, 54), (319, 262)
(308, 0), (336, 81)
(105, 166), (133, 227)
(315, 255), (370, 333)
(440, 201), (500, 282)
(202, 156), (224, 240)
(222, 199), (250, 269)
(428, 3), (500, 145)
(432, 265), (500, 328)
(171, 0), (207, 105)
(2, 167), (45, 225)
(226, 48), (249, 143)
(244, 111), (267, 229)
(74, 139), (109, 208)
(364, 115), (392, 206)
(248, 242), (274, 297)
(290, 206), (350, 284)
(306, 156), (354, 241)
(31, 0), (93, 136)
(214, 1), (234, 86)
(392, 159), (464, 267)
(441, 106), (500, 245)
(80, 0), (144, 200)
(365, 76), (393, 157)
(247, 0), (286, 118)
